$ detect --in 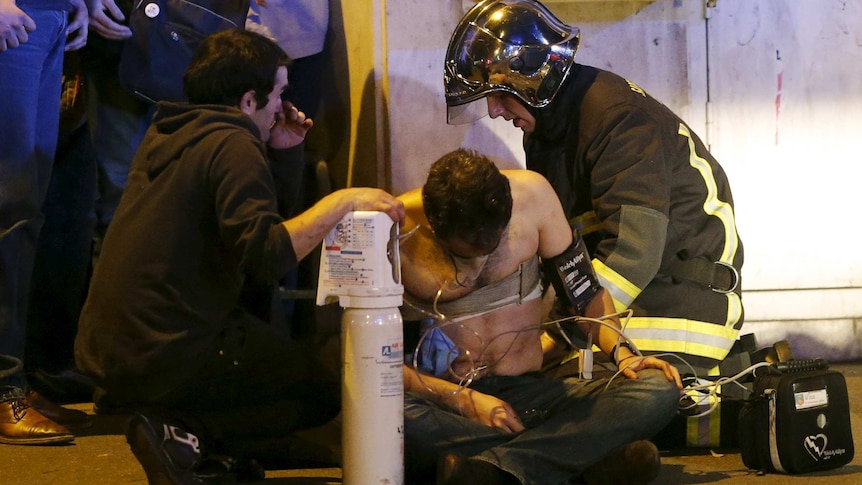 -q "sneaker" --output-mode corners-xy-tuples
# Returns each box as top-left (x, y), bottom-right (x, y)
(126, 412), (230, 484)
(125, 412), (266, 484)
(582, 440), (661, 485)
